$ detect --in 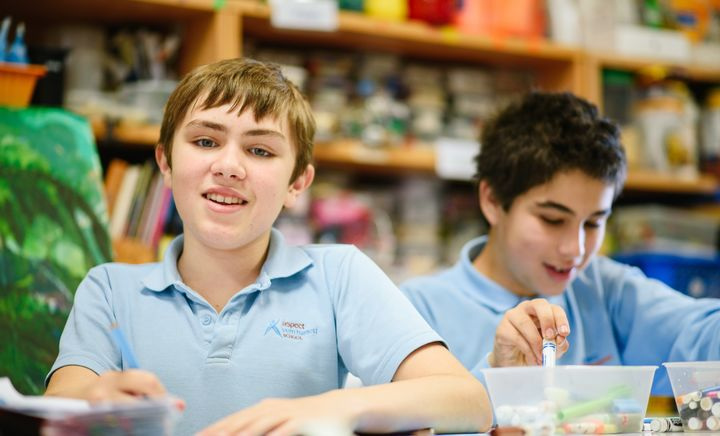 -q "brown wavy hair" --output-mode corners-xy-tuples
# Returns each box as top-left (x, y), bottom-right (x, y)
(158, 58), (315, 183)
